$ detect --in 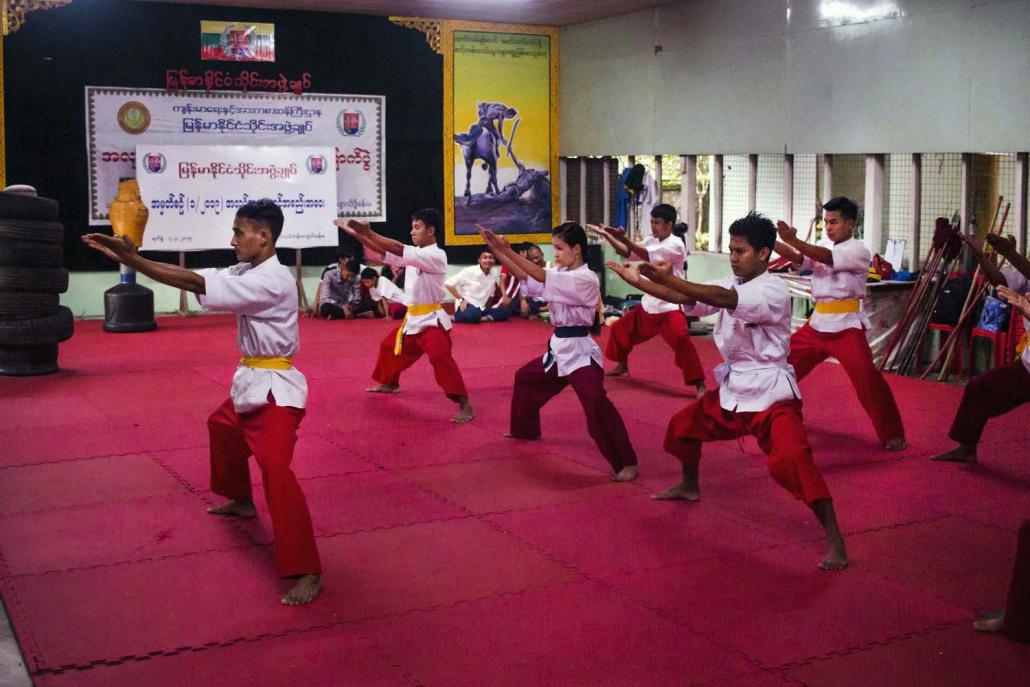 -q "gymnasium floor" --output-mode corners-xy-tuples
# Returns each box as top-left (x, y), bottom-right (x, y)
(0, 315), (1027, 686)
